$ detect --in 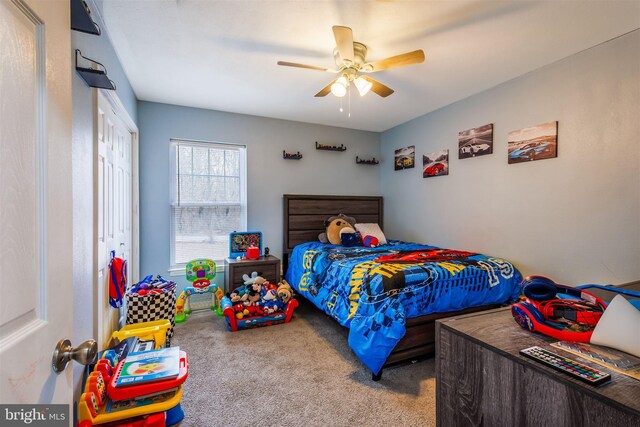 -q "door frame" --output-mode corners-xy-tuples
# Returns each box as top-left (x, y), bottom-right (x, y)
(93, 89), (139, 339)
